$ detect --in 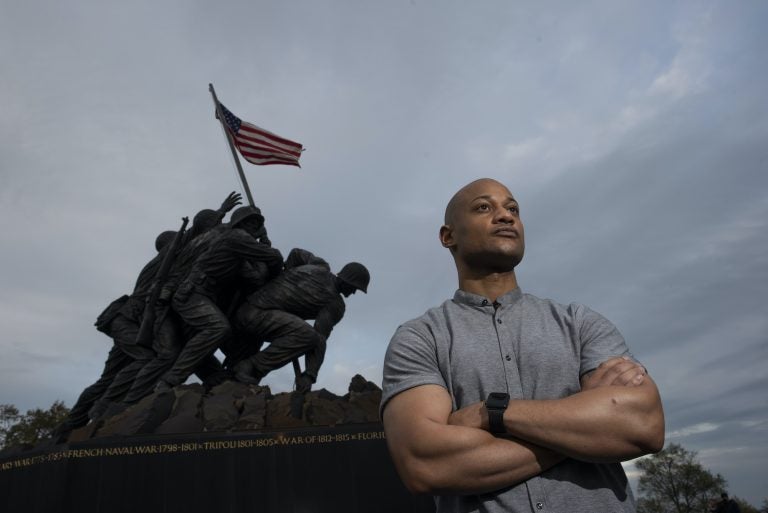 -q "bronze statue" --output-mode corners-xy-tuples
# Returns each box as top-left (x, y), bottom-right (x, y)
(154, 206), (283, 392)
(233, 248), (370, 393)
(63, 193), (244, 426)
(53, 228), (178, 439)
(57, 192), (370, 436)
